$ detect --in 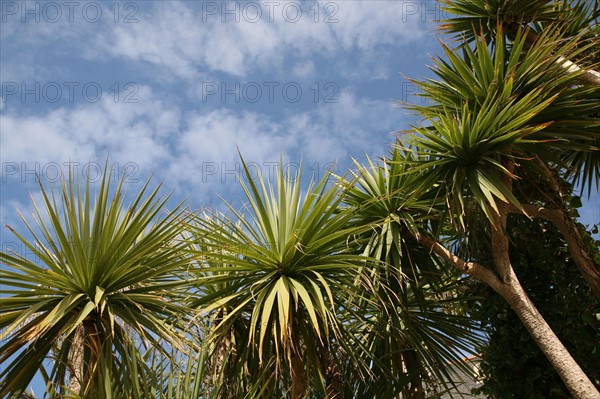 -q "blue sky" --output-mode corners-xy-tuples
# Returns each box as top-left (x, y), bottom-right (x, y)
(1, 0), (598, 244)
